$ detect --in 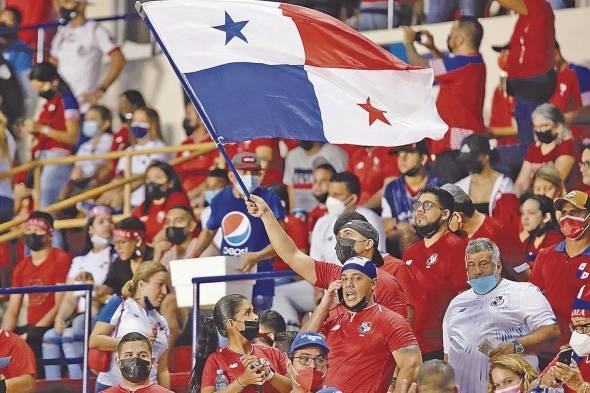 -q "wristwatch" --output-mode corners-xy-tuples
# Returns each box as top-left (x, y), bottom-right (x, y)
(512, 339), (525, 354)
